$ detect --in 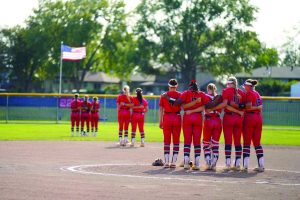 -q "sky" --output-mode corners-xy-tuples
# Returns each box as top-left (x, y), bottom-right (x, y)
(0, 0), (299, 48)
